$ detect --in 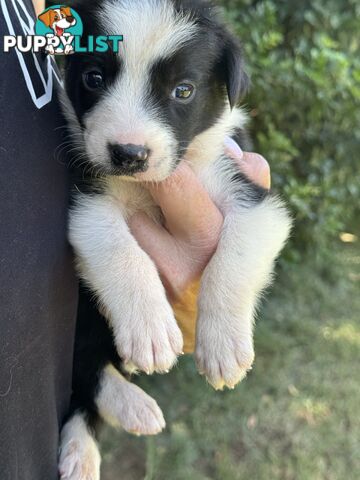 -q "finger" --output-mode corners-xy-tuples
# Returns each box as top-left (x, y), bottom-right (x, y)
(224, 137), (271, 189)
(145, 162), (223, 243)
(128, 211), (186, 296)
(224, 136), (244, 160)
(129, 210), (176, 269)
(239, 152), (271, 189)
